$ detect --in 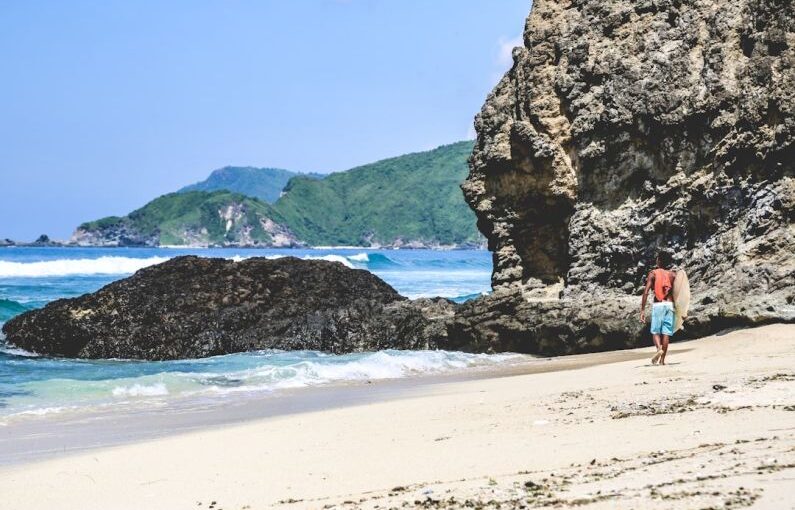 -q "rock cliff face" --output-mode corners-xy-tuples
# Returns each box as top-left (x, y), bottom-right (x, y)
(70, 224), (160, 247)
(458, 0), (794, 353)
(1, 257), (455, 360)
